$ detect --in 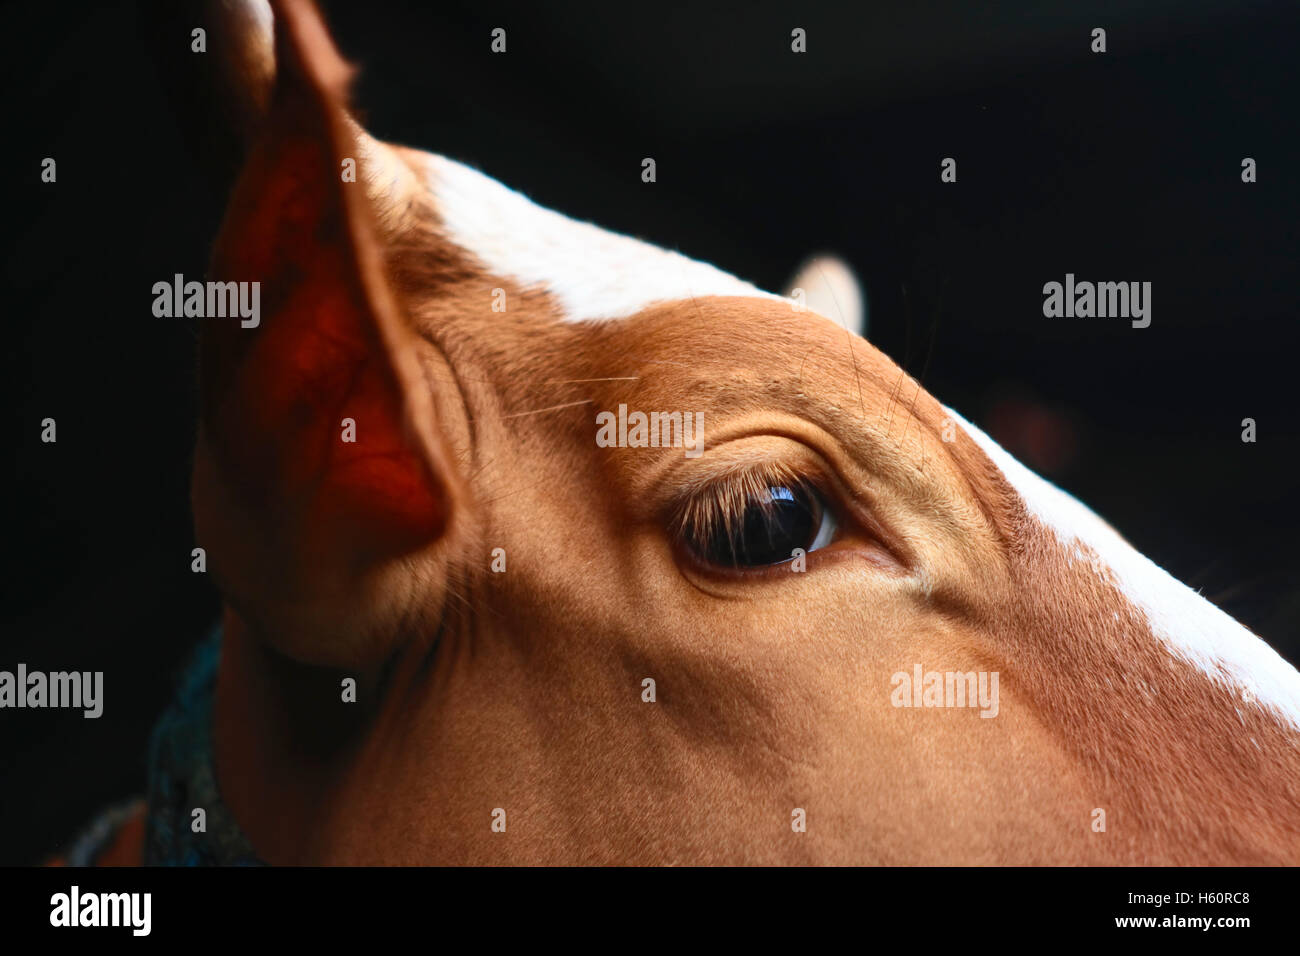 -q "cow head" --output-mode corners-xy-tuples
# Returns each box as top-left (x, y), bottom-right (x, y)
(192, 0), (1300, 864)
